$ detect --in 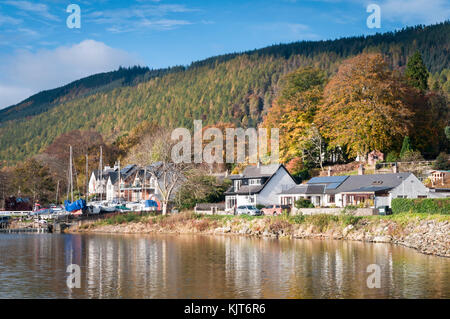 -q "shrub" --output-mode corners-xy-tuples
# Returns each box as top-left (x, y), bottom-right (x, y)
(391, 198), (450, 214)
(341, 215), (362, 226)
(295, 198), (314, 209)
(290, 214), (305, 224)
(433, 152), (450, 170)
(386, 151), (399, 162)
(306, 214), (339, 232)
